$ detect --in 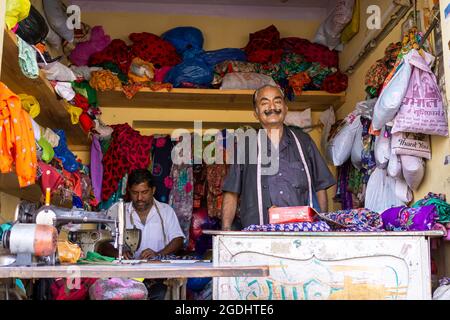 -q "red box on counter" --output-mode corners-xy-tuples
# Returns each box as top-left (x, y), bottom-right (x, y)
(268, 206), (318, 224)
